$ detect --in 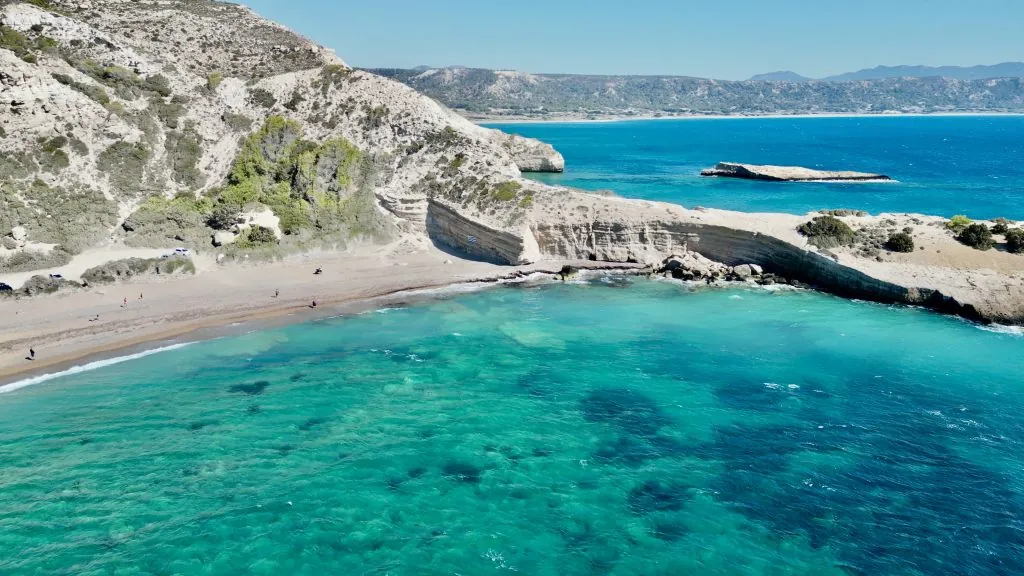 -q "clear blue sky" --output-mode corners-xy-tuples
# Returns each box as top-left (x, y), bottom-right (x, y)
(243, 0), (1023, 80)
